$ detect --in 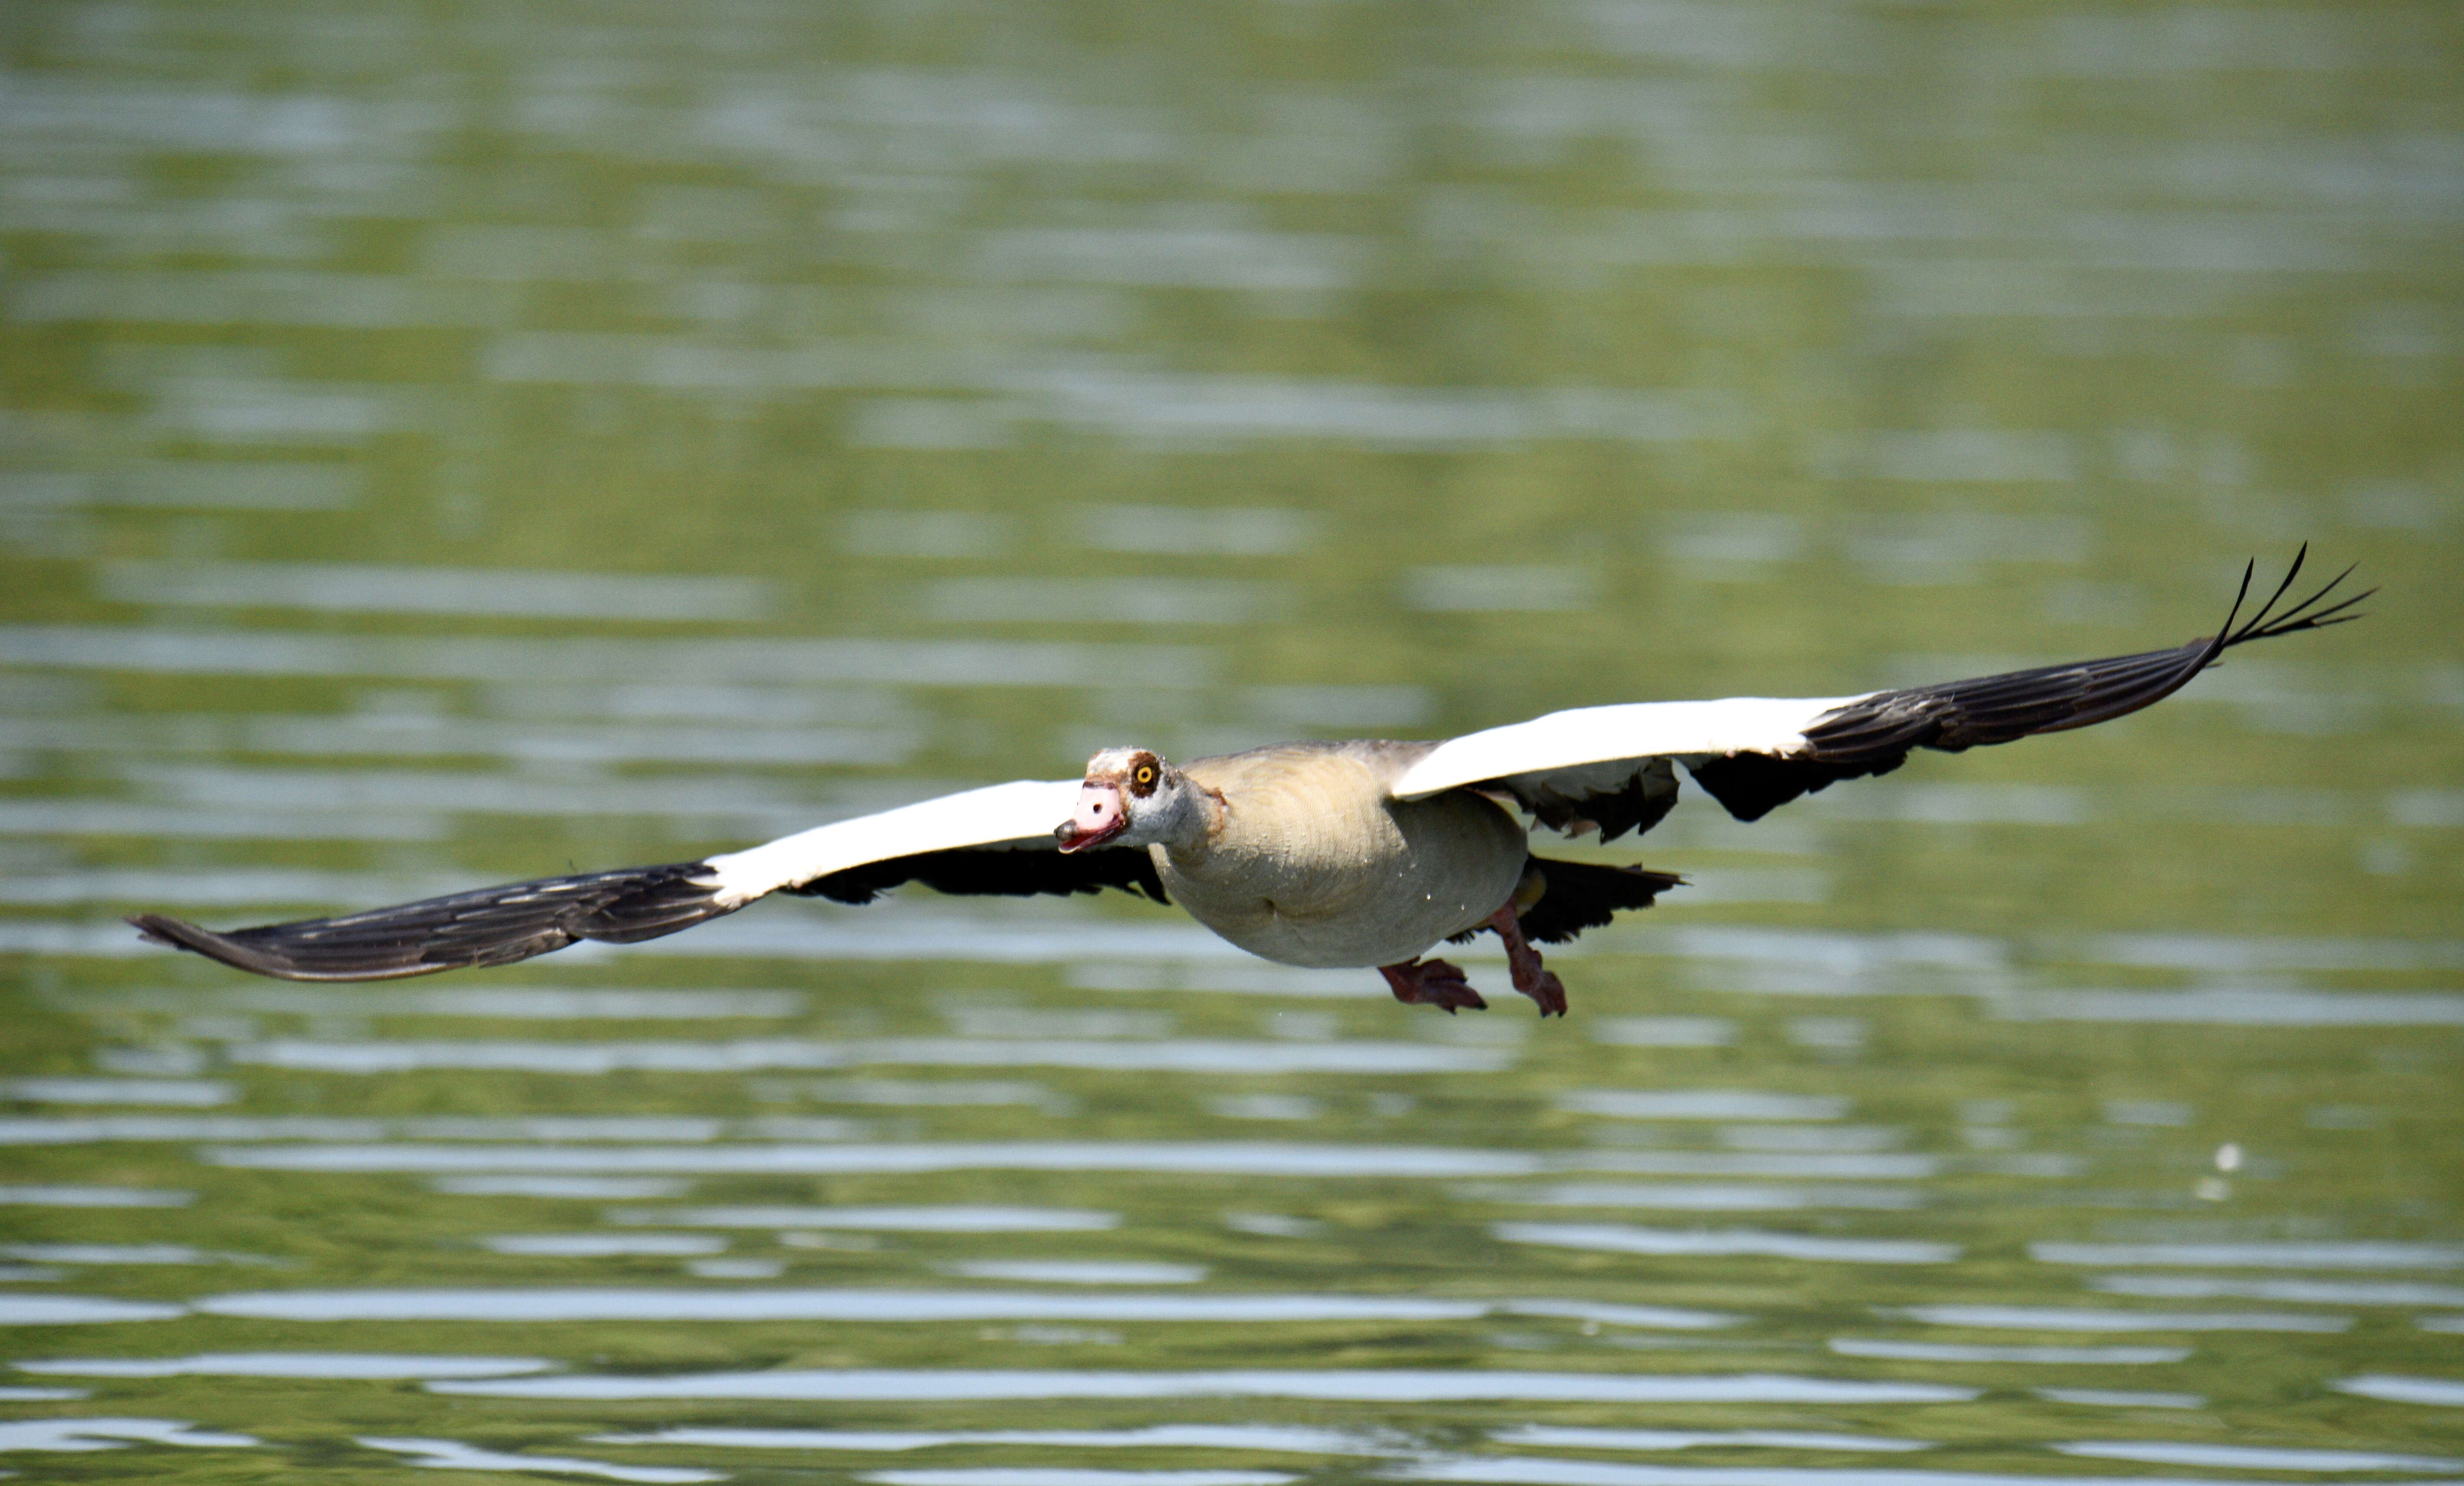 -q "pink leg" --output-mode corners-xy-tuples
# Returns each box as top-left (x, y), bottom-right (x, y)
(1488, 904), (1567, 1017)
(1379, 957), (1486, 1014)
